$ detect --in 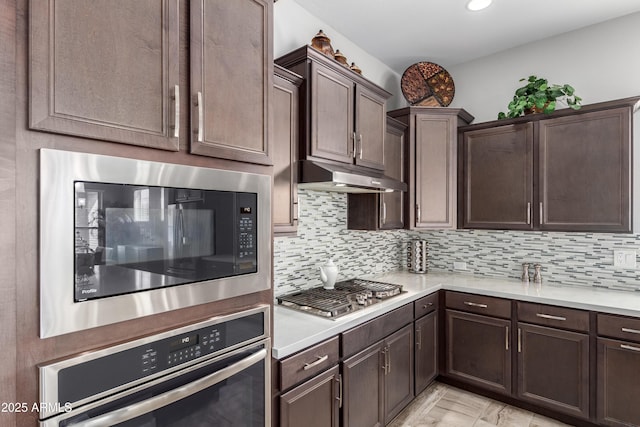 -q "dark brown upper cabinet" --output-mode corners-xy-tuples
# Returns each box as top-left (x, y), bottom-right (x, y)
(30, 0), (180, 150)
(30, 0), (273, 164)
(388, 107), (474, 229)
(459, 97), (638, 232)
(347, 116), (407, 230)
(460, 122), (534, 230)
(273, 66), (303, 235)
(276, 46), (391, 171)
(190, 0), (273, 165)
